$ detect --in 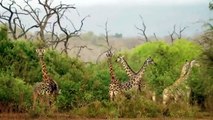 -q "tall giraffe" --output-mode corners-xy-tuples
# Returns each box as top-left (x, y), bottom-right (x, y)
(106, 51), (122, 101)
(33, 48), (59, 110)
(162, 60), (199, 105)
(116, 55), (156, 101)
